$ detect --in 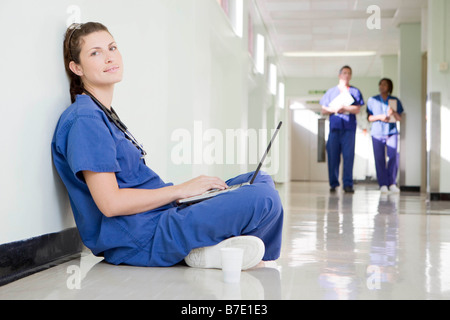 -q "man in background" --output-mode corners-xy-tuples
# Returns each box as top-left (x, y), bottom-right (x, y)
(320, 66), (365, 193)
